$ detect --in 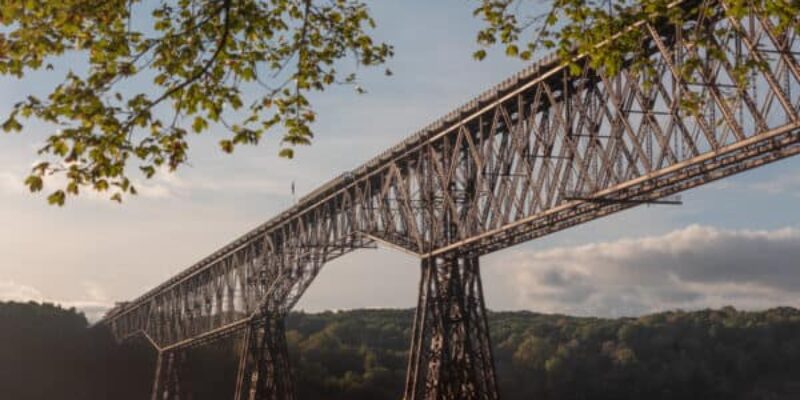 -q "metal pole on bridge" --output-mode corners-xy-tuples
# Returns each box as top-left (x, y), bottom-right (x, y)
(151, 351), (165, 400)
(151, 350), (190, 400)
